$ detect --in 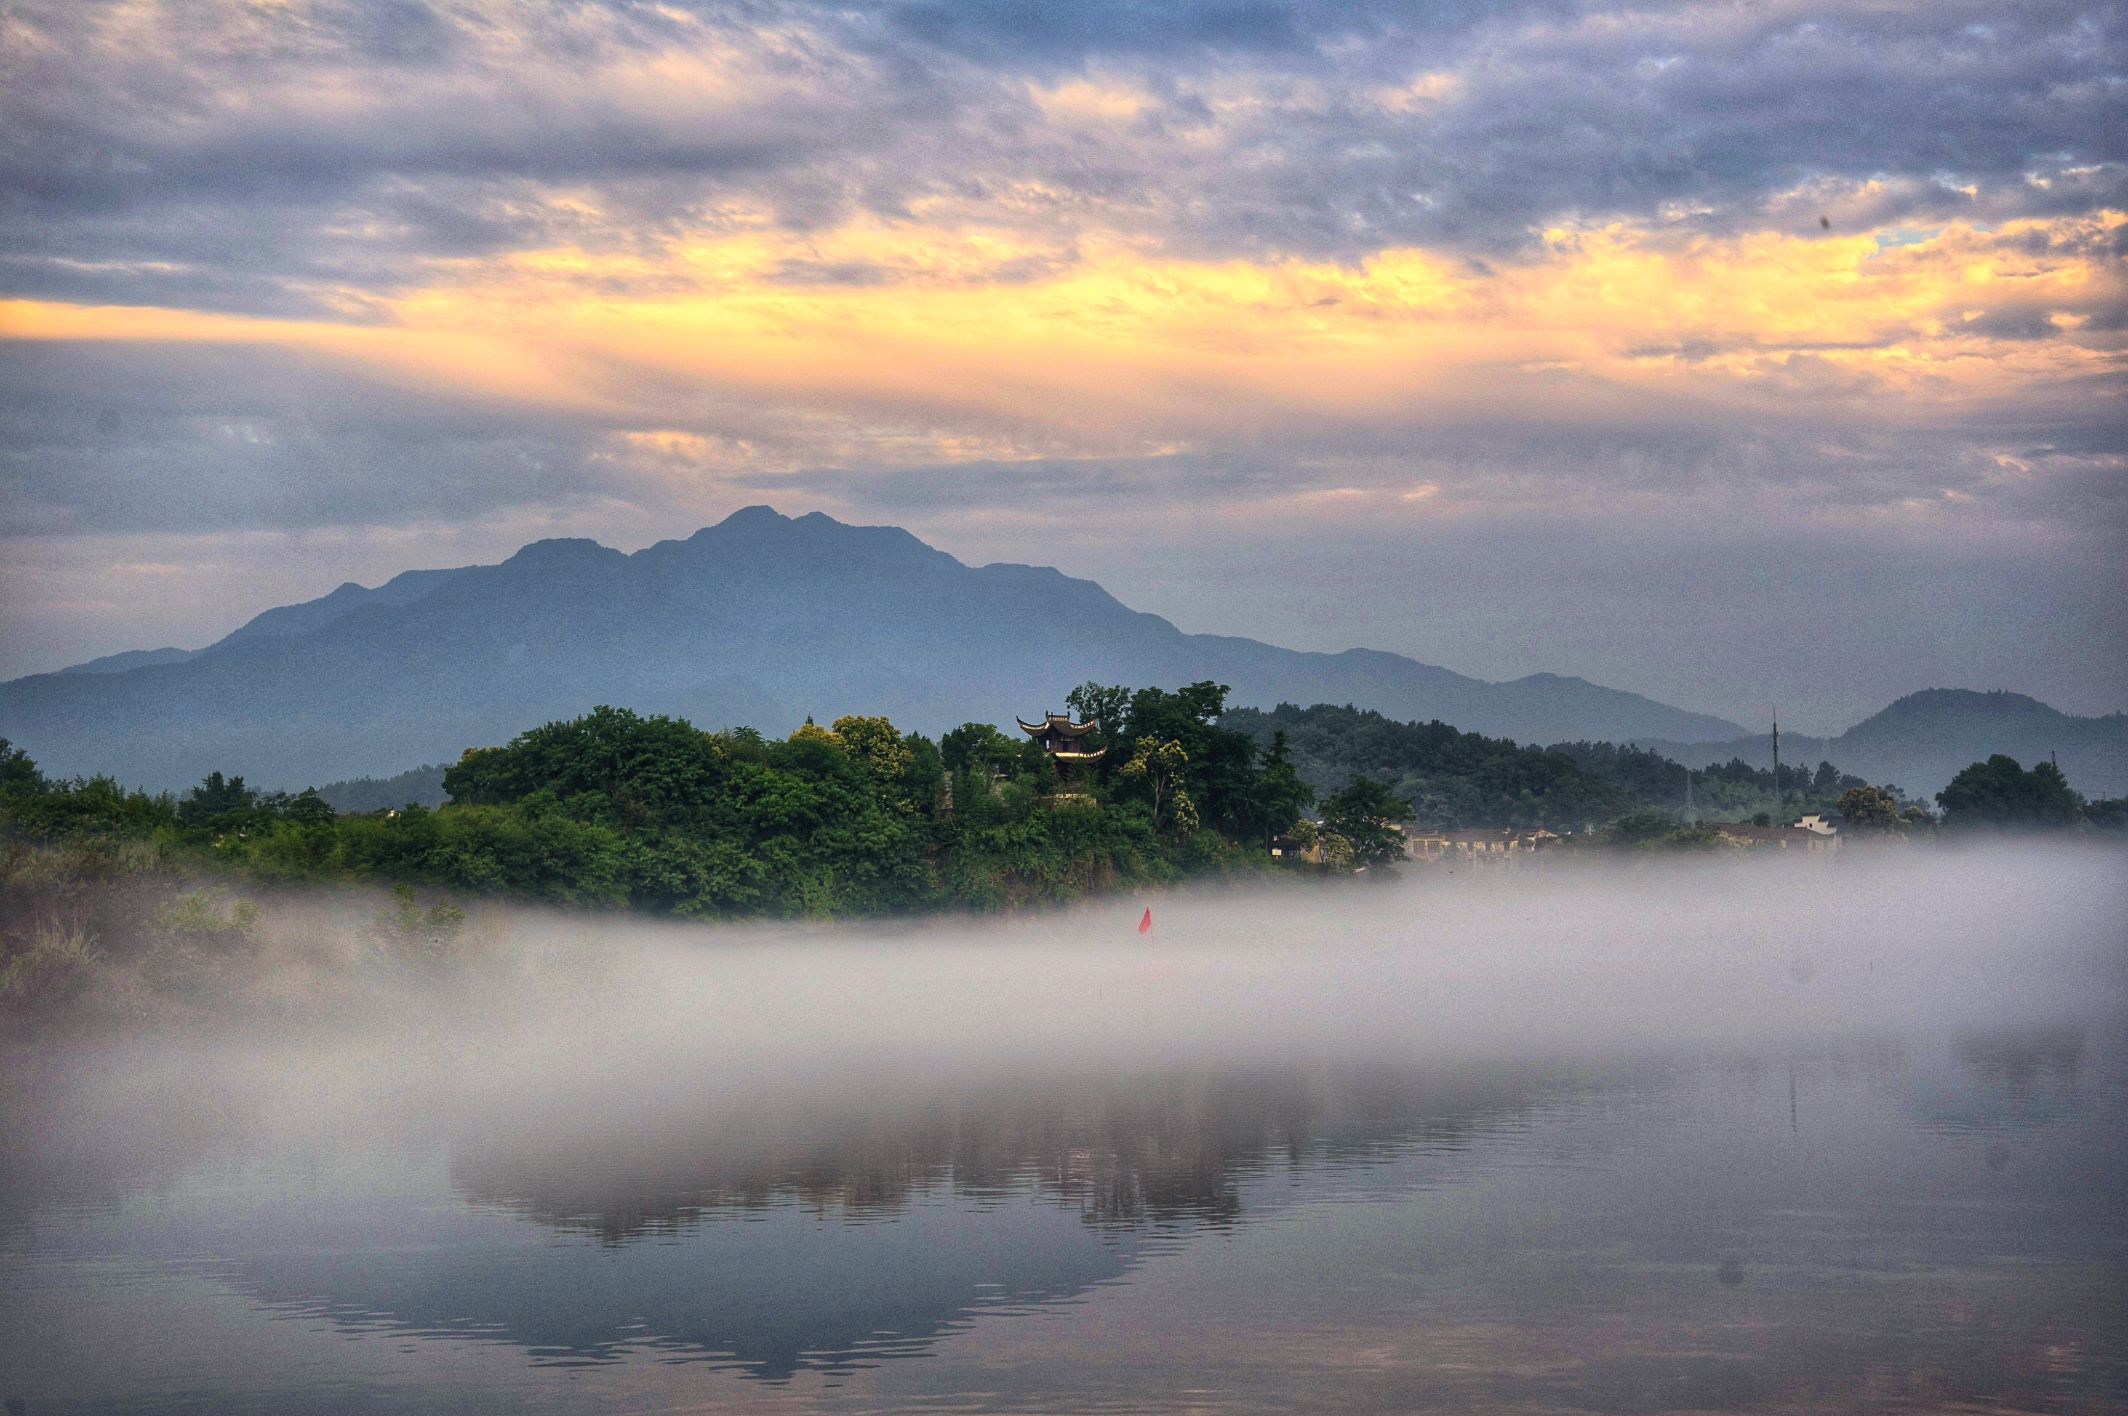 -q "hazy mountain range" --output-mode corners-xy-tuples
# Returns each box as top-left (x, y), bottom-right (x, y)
(1641, 689), (2127, 803)
(1, 507), (2118, 799)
